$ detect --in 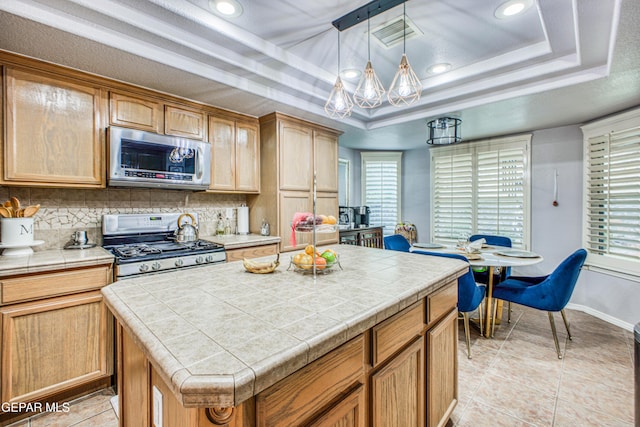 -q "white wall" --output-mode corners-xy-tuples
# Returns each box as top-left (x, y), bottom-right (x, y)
(349, 124), (639, 328)
(338, 146), (360, 207)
